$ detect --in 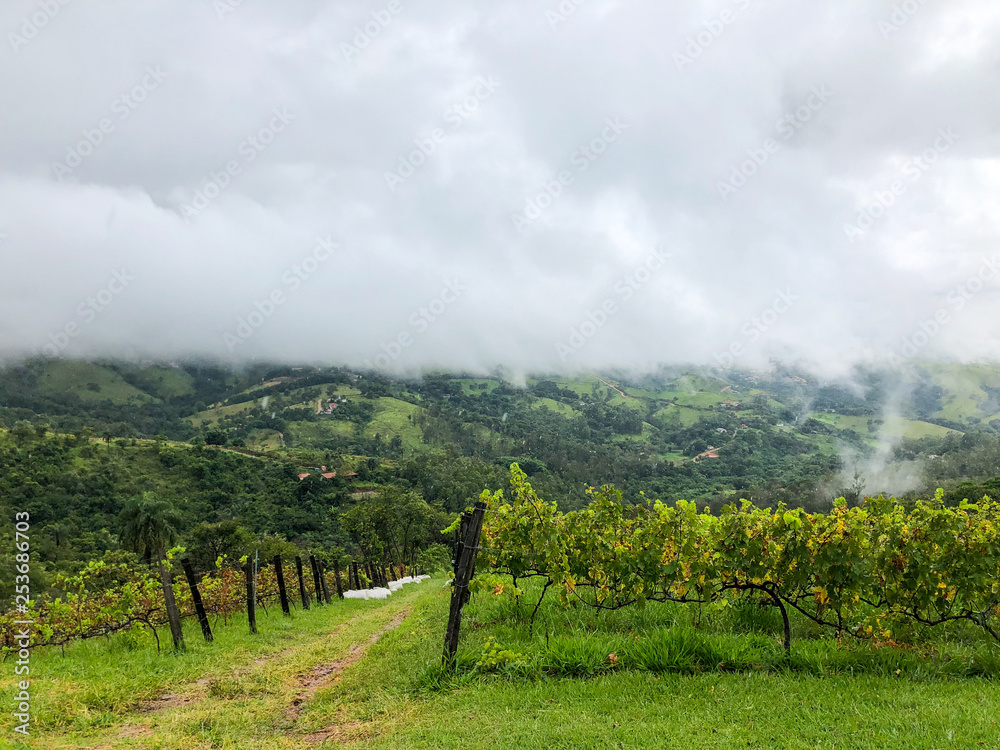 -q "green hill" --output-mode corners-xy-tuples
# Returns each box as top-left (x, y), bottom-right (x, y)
(5, 358), (1000, 518)
(36, 360), (157, 405)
